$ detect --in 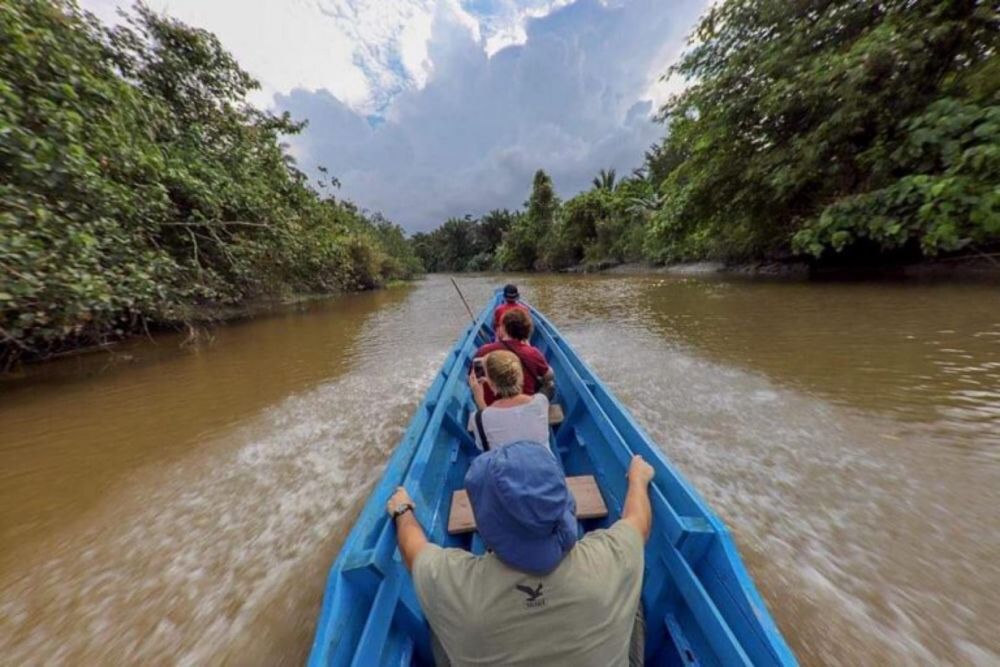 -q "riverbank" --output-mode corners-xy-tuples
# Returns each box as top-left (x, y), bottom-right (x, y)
(10, 251), (999, 373)
(573, 254), (1000, 281)
(0, 280), (418, 375)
